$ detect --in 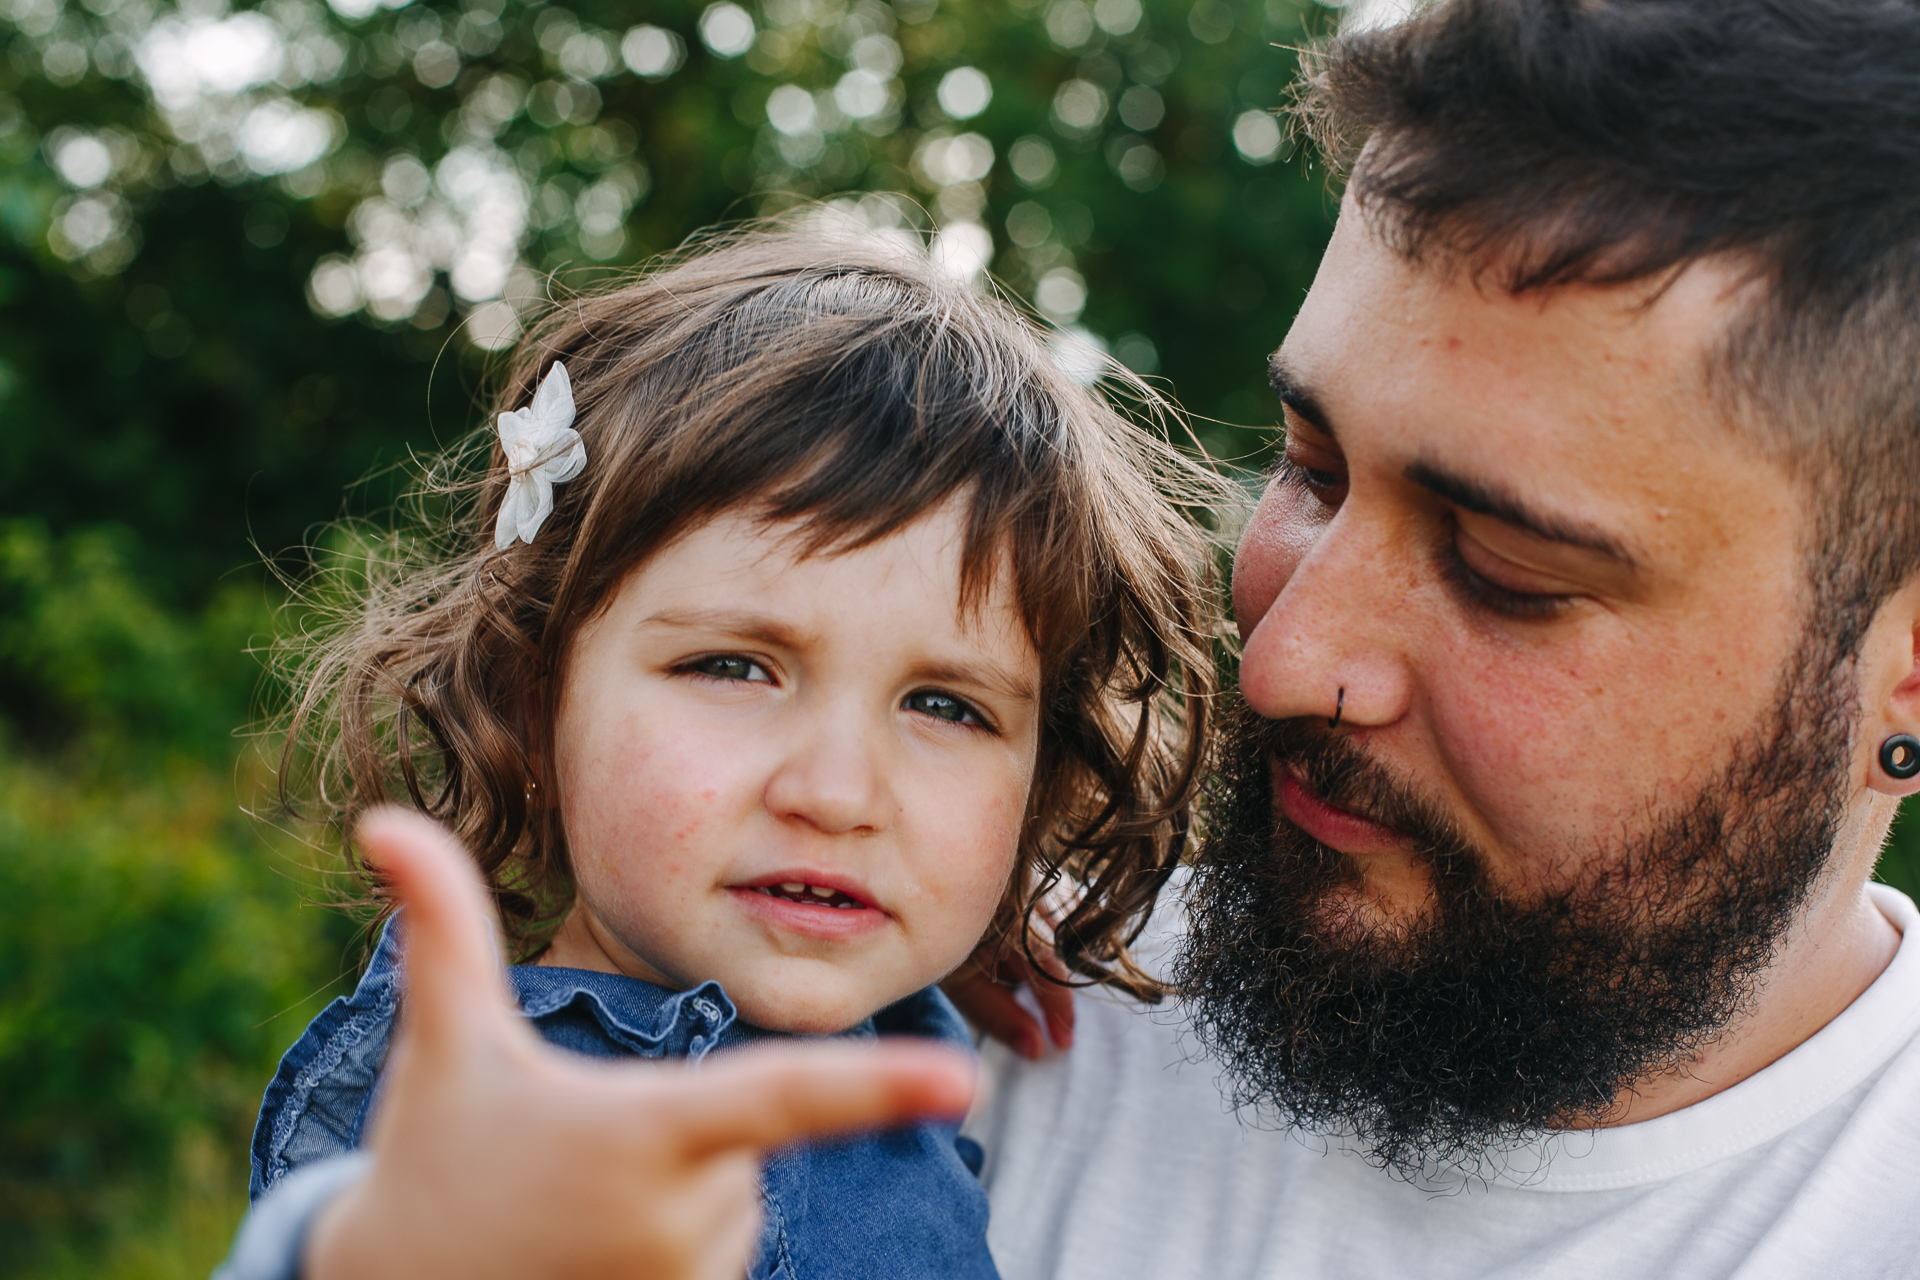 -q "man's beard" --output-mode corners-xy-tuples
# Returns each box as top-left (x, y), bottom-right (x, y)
(1173, 647), (1857, 1176)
